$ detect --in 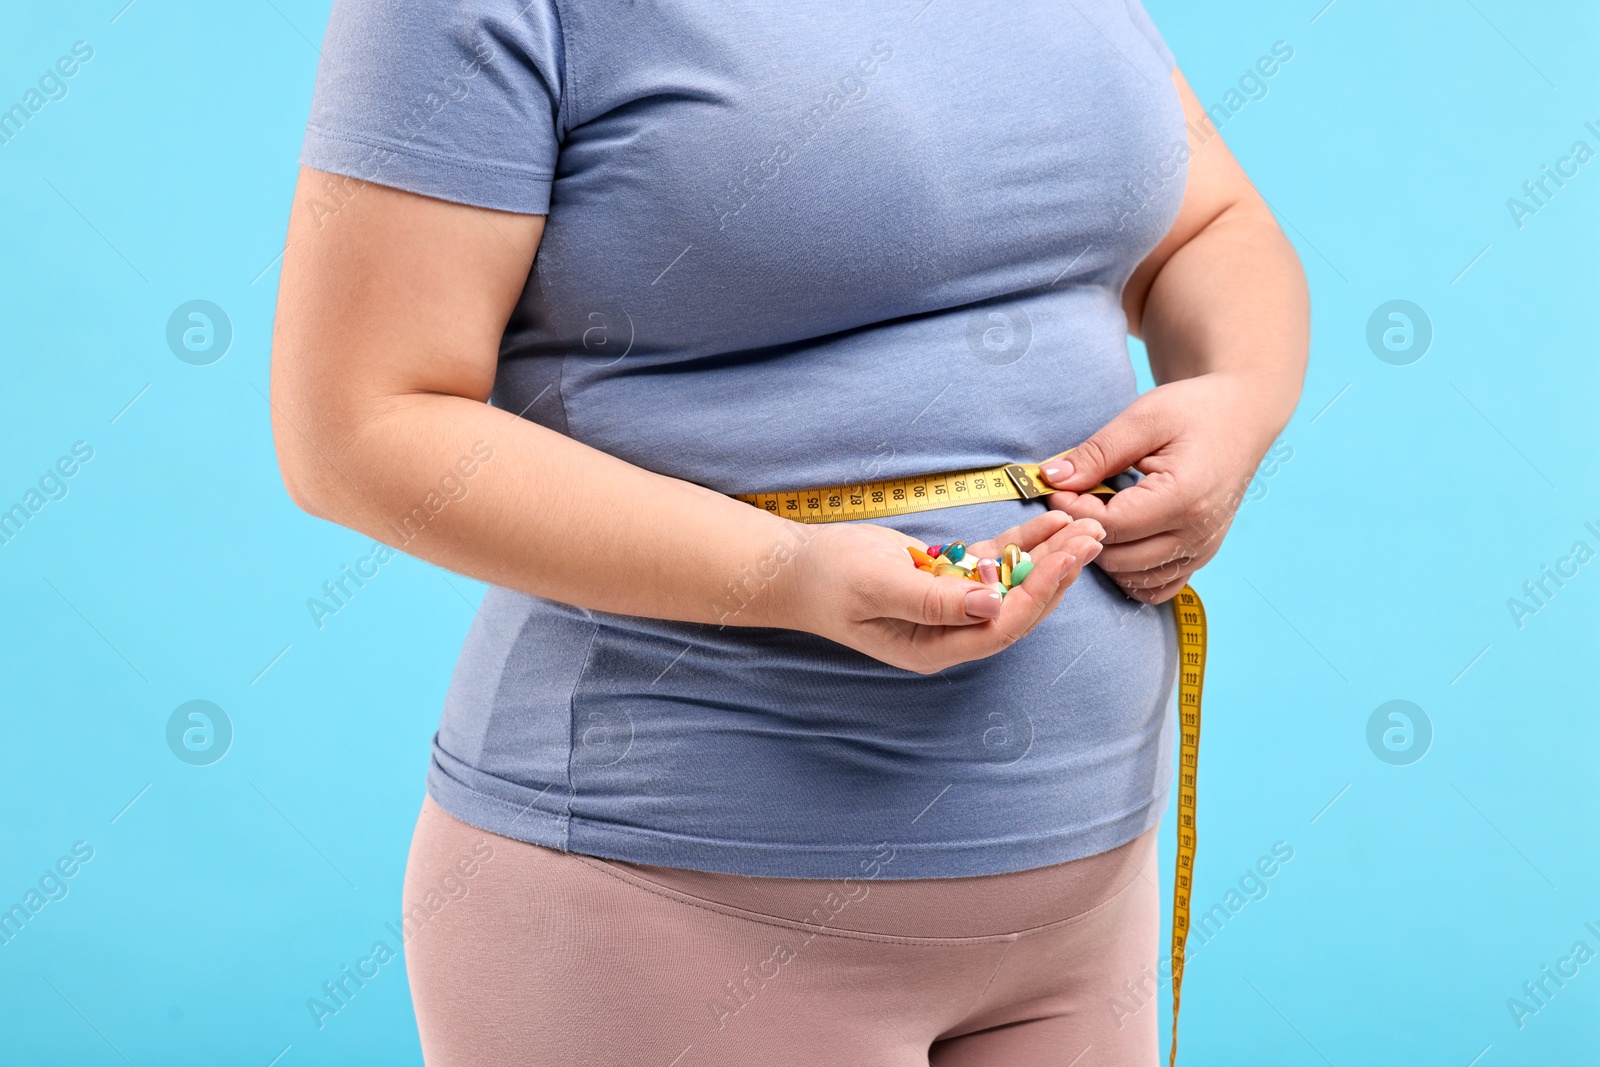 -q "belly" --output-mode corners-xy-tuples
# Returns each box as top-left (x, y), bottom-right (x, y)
(440, 500), (1178, 857)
